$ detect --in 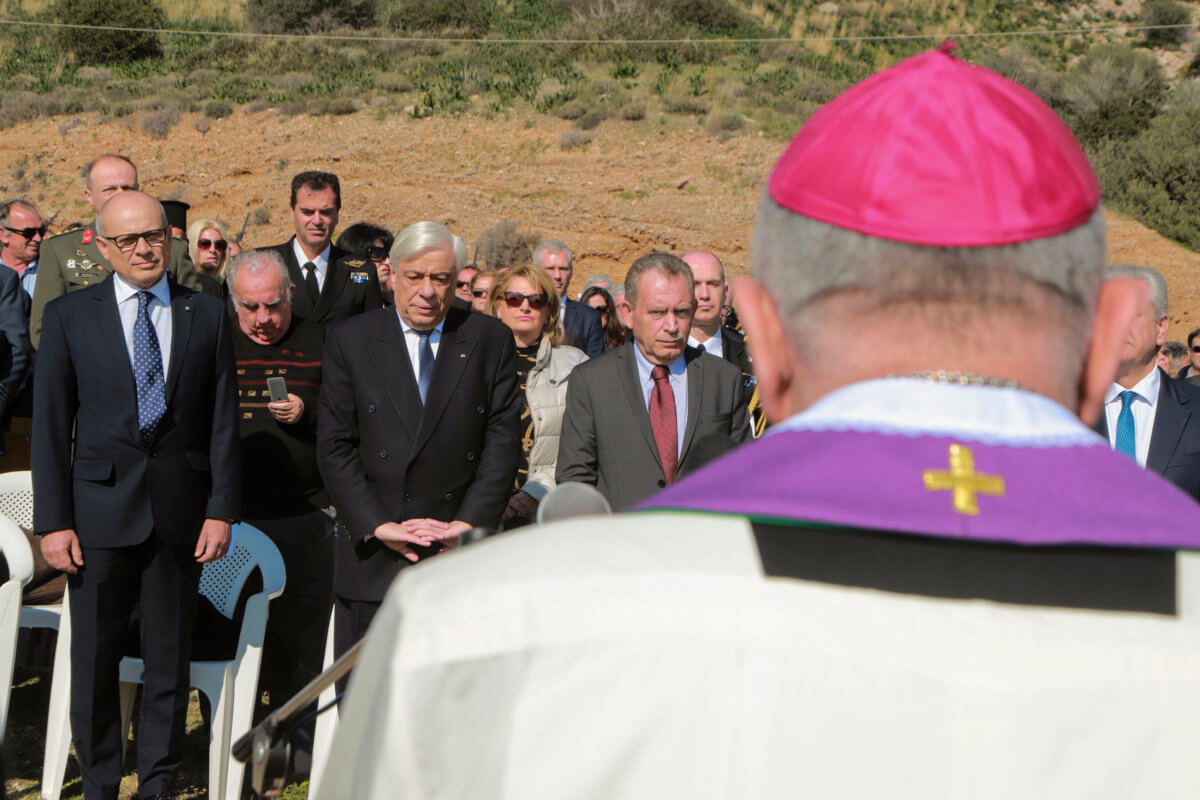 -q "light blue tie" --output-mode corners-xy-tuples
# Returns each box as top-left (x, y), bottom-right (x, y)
(1115, 390), (1137, 460)
(417, 330), (434, 405)
(134, 290), (167, 445)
